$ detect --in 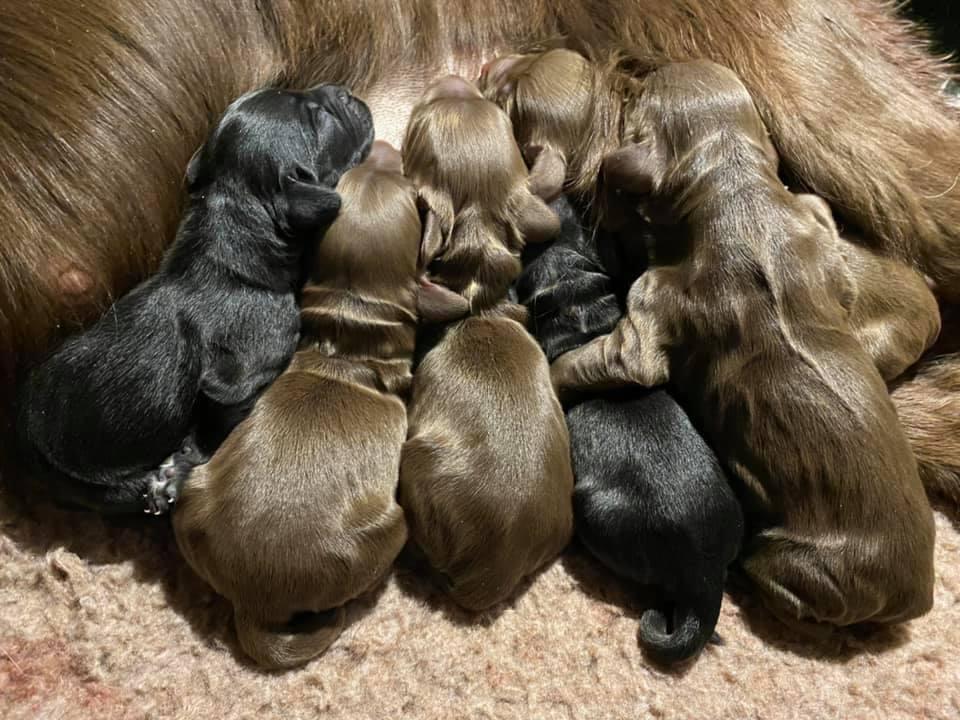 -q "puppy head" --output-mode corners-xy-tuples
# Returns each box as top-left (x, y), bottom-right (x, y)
(480, 49), (623, 197)
(185, 84), (375, 236)
(307, 141), (421, 311)
(600, 61), (779, 224)
(638, 61), (775, 165)
(403, 76), (560, 322)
